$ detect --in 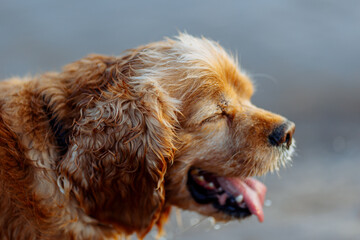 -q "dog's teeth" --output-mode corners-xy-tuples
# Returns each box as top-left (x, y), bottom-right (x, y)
(235, 194), (244, 203)
(207, 182), (215, 189)
(240, 202), (247, 208)
(264, 199), (272, 207)
(217, 187), (223, 192)
(197, 175), (205, 182)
